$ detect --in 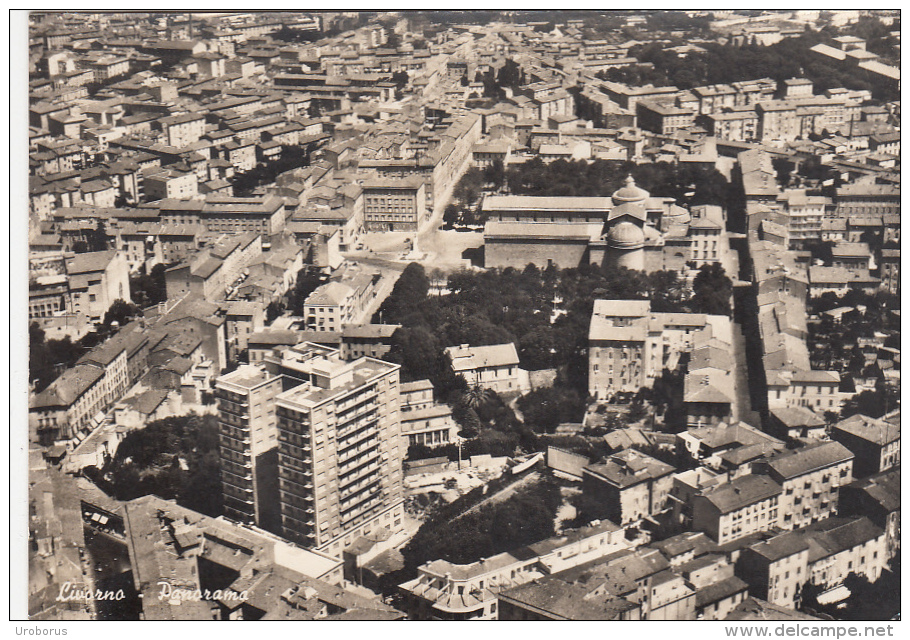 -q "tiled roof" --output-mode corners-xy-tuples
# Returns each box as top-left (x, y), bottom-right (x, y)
(763, 441), (854, 480)
(445, 342), (520, 371)
(832, 414), (900, 446)
(584, 448), (675, 489)
(699, 475), (782, 515)
(30, 363), (105, 409)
